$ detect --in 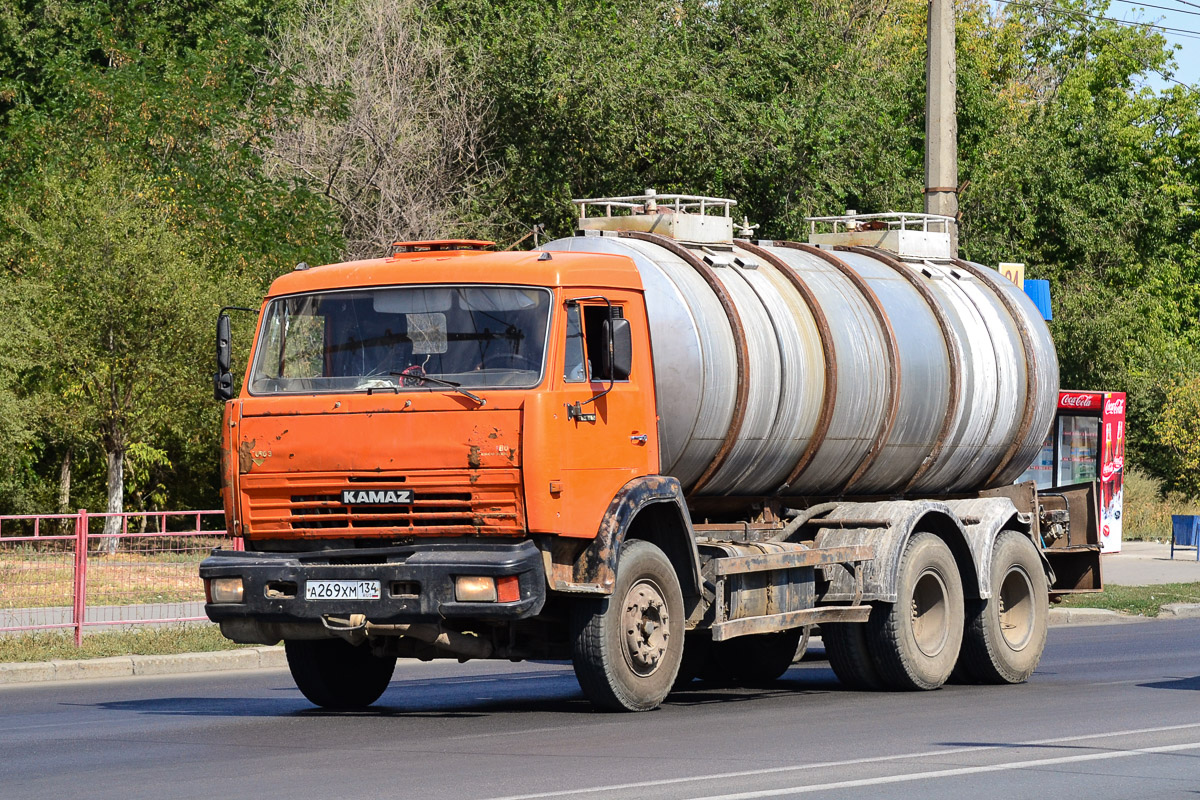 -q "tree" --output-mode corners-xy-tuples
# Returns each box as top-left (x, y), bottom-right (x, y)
(263, 0), (491, 259)
(0, 2), (342, 517)
(1, 161), (221, 549)
(1159, 375), (1200, 498)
